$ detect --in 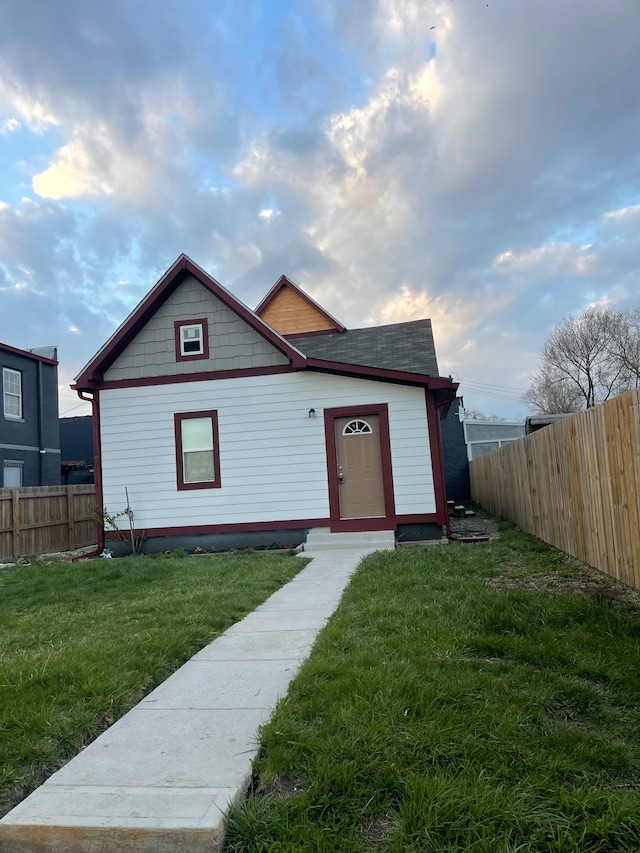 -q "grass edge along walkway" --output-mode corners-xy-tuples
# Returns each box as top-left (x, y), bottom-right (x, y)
(0, 550), (305, 817)
(224, 525), (640, 853)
